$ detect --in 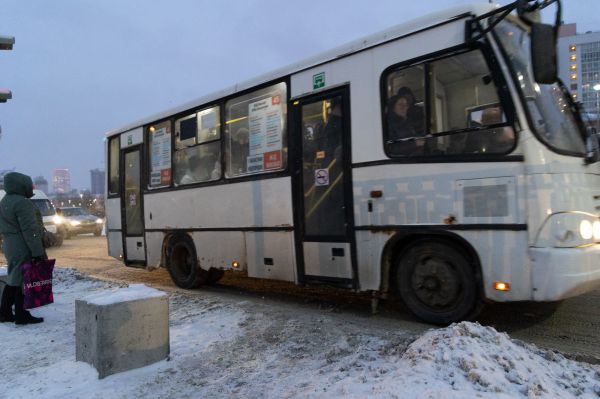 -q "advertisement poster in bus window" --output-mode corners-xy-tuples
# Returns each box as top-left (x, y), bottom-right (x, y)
(150, 127), (172, 186)
(248, 94), (283, 171)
